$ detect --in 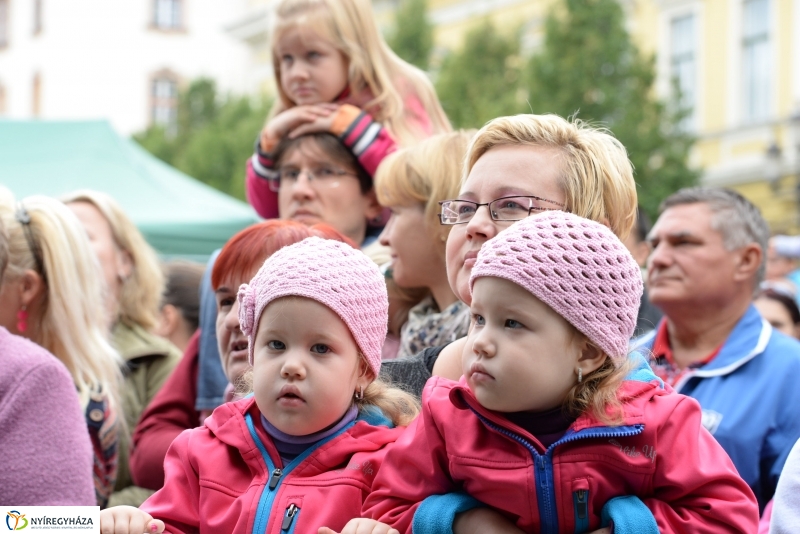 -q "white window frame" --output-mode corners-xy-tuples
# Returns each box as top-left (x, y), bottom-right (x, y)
(150, 73), (179, 134)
